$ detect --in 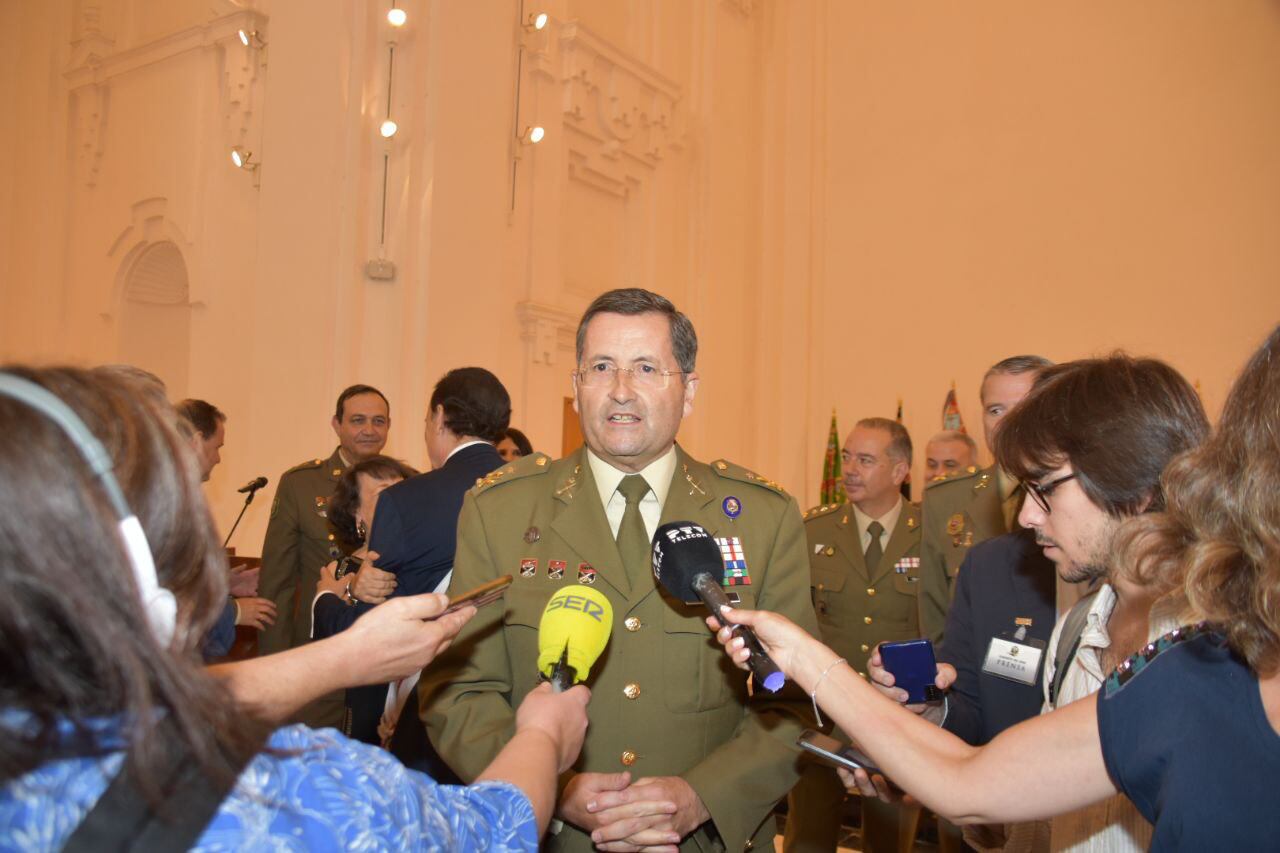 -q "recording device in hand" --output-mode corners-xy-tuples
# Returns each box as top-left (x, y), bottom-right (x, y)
(650, 521), (786, 693)
(333, 553), (363, 579)
(797, 730), (885, 777)
(537, 585), (613, 692)
(441, 574), (512, 615)
(879, 638), (943, 704)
